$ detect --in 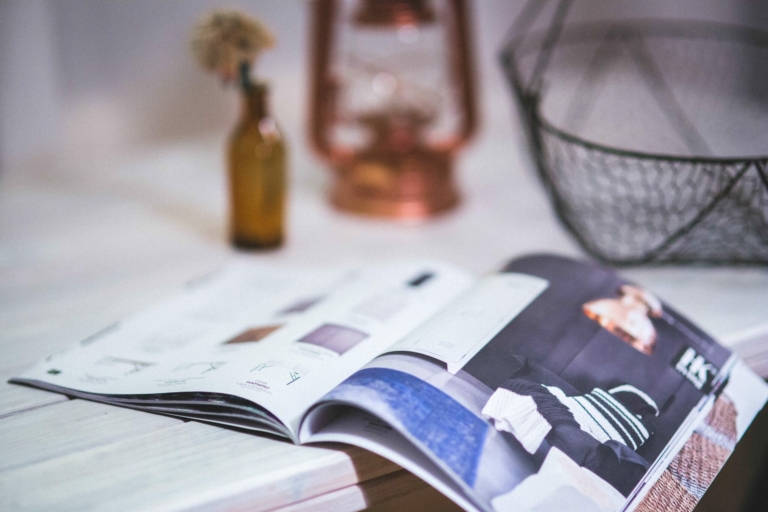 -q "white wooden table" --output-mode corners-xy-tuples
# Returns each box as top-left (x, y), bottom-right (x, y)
(1, 130), (767, 511)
